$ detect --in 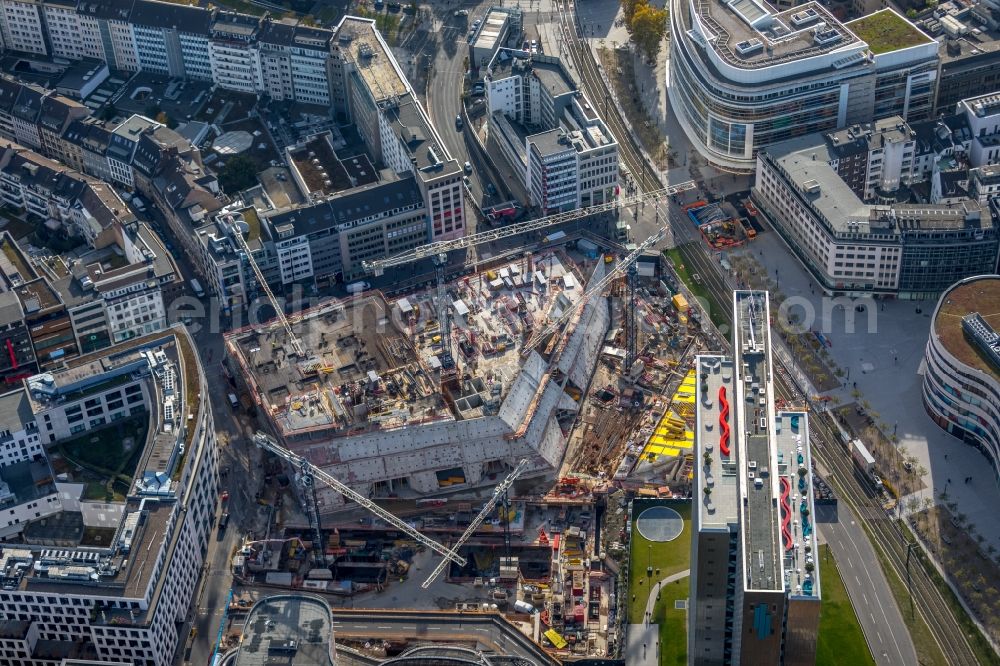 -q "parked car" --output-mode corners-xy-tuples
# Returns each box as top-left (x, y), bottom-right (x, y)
(456, 115), (464, 129)
(464, 161), (473, 173)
